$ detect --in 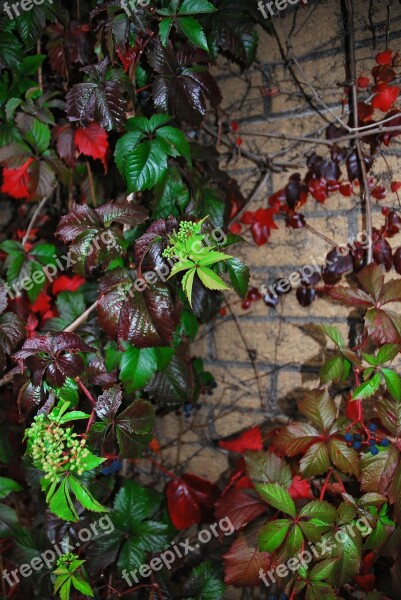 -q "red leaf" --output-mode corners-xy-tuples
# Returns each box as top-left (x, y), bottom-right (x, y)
(52, 275), (86, 295)
(289, 476), (313, 500)
(308, 178), (327, 202)
(357, 101), (374, 122)
(371, 185), (387, 200)
(219, 426), (263, 453)
(166, 479), (201, 530)
(340, 182), (352, 196)
(357, 76), (370, 88)
(1, 158), (34, 200)
(116, 44), (140, 73)
(75, 123), (109, 170)
(229, 223), (242, 234)
(31, 291), (52, 316)
(376, 50), (393, 66)
(166, 474), (219, 530)
(372, 85), (400, 112)
(354, 574), (376, 592)
(215, 488), (266, 531)
(346, 399), (362, 421)
(391, 181), (401, 192)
